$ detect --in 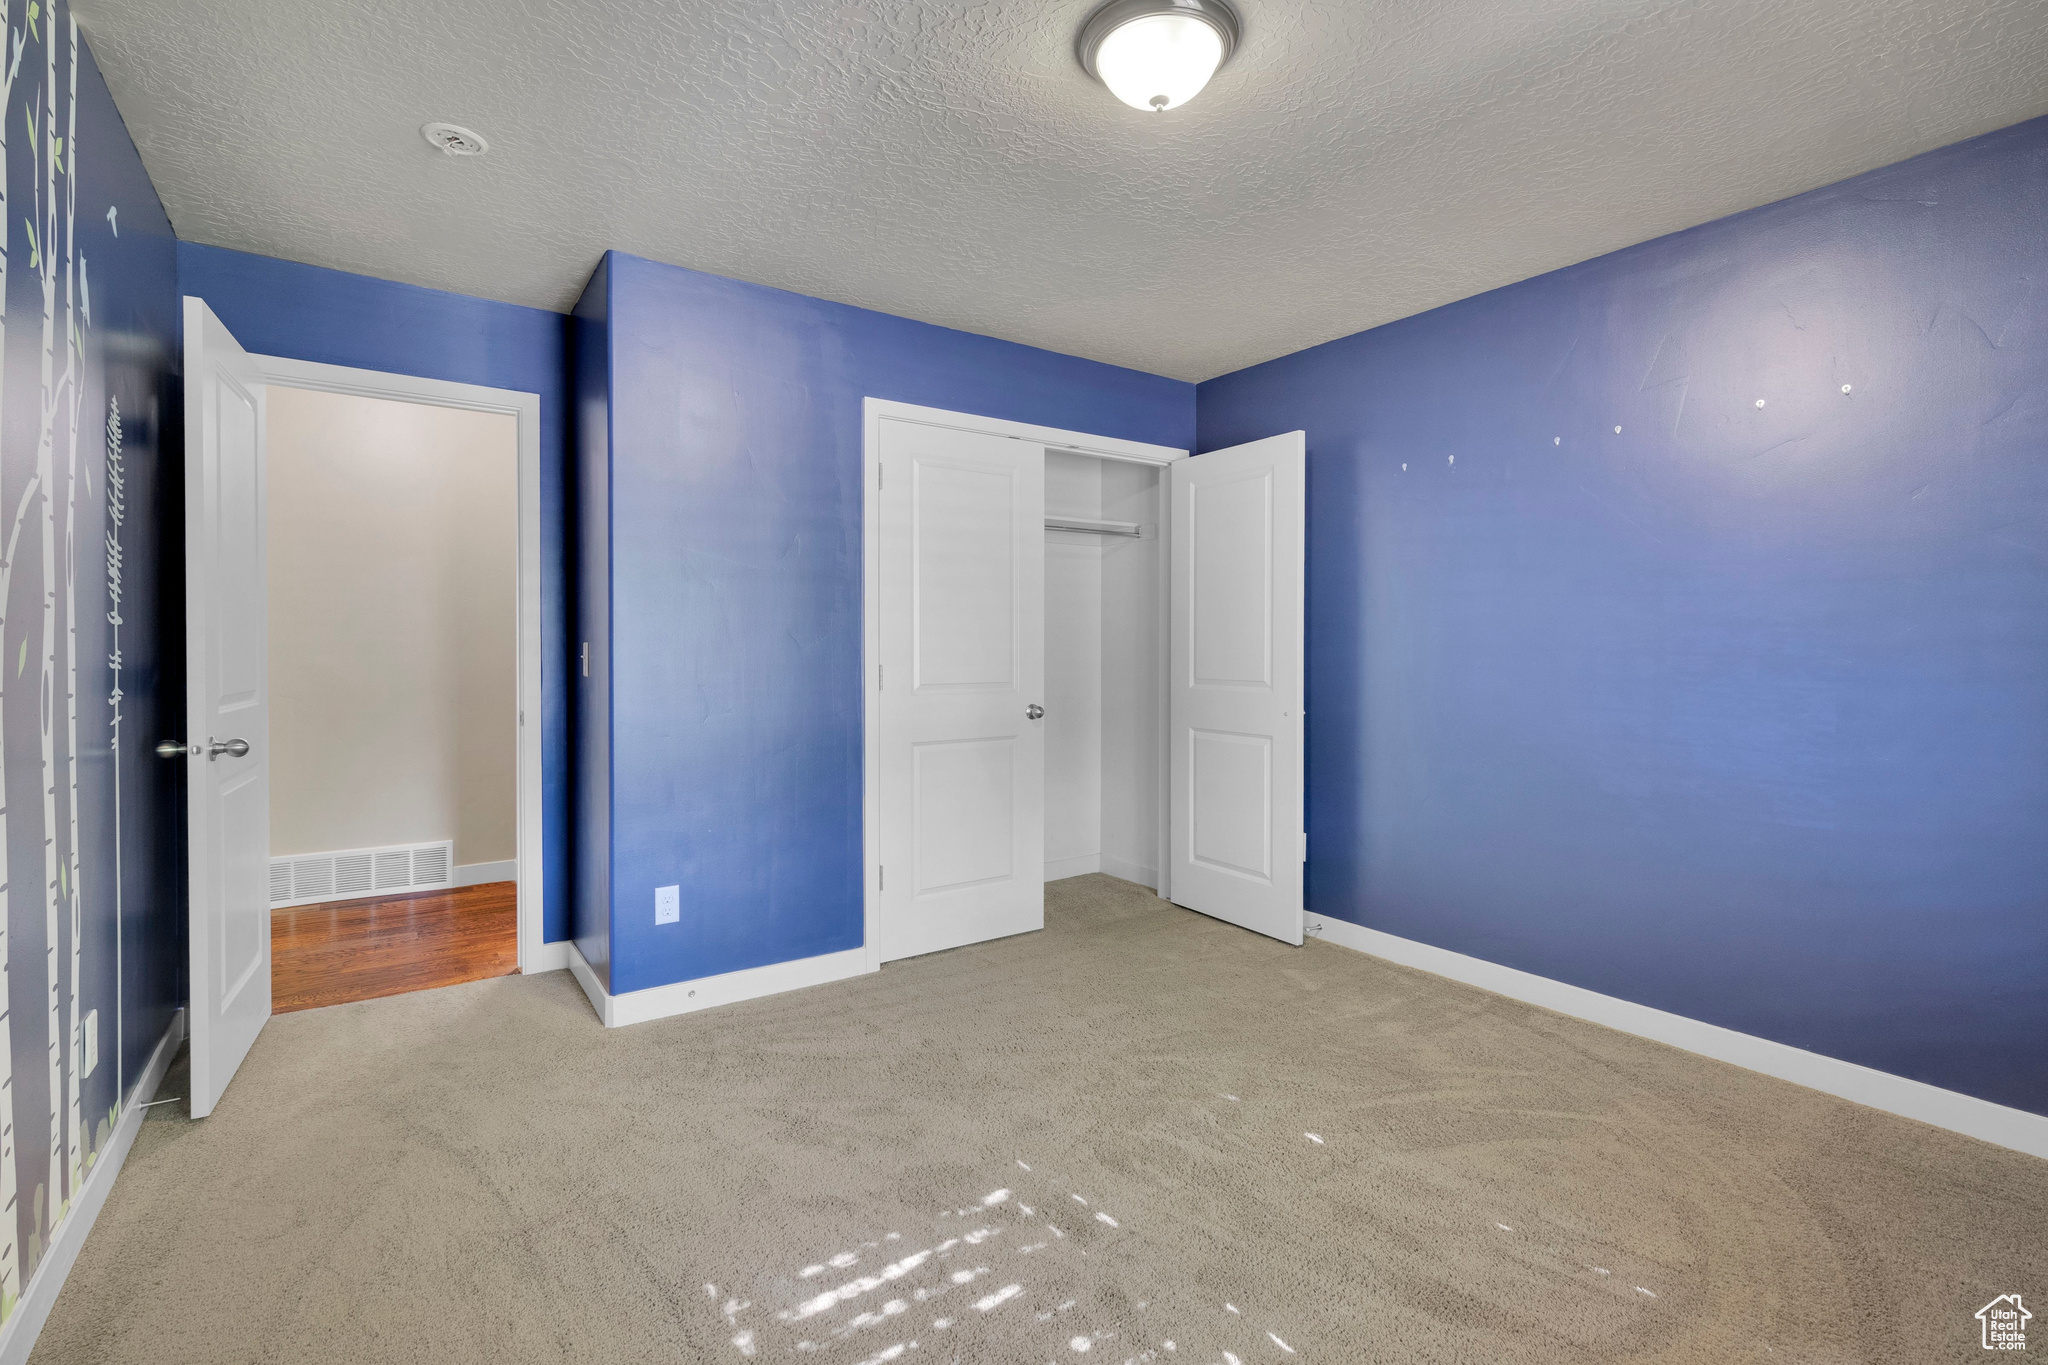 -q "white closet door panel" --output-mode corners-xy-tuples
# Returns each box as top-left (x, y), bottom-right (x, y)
(875, 418), (1045, 962)
(914, 737), (1018, 893)
(1190, 470), (1273, 687)
(914, 459), (1019, 690)
(1189, 728), (1272, 879)
(1168, 432), (1305, 944)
